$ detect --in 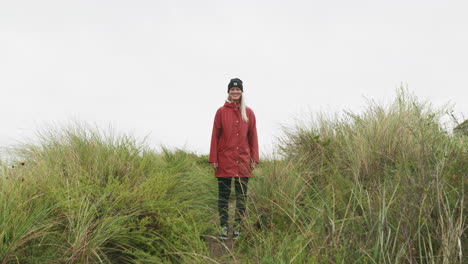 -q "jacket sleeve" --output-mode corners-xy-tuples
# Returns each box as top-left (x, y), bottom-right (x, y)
(248, 110), (259, 163)
(209, 109), (222, 163)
